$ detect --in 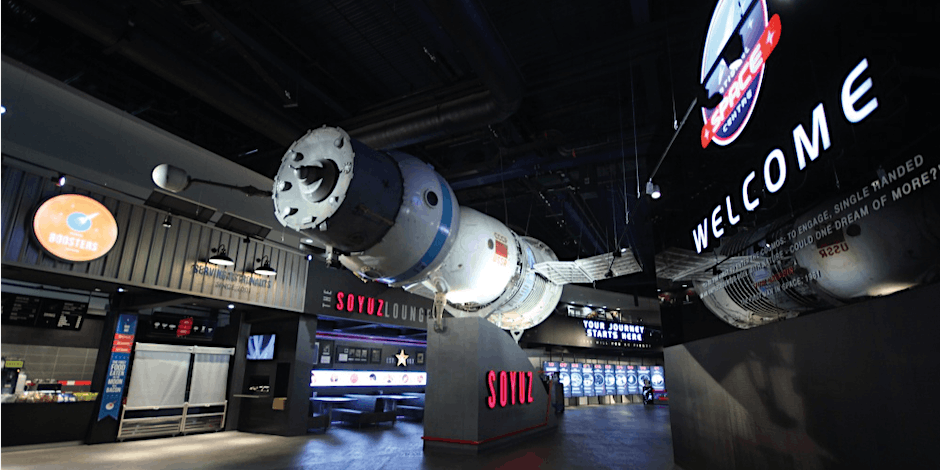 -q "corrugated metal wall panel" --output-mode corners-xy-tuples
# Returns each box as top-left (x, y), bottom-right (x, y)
(1, 164), (306, 312)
